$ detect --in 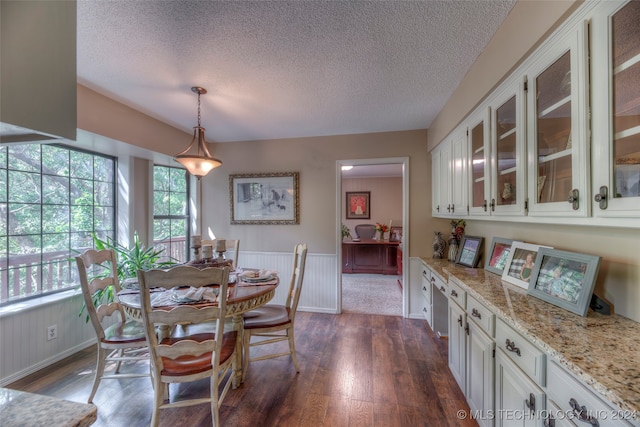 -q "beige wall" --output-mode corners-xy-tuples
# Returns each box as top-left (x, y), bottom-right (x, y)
(198, 130), (450, 256)
(342, 176), (403, 238)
